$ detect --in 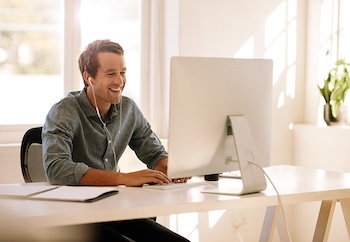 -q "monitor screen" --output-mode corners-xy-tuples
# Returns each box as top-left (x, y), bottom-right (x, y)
(167, 57), (273, 194)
